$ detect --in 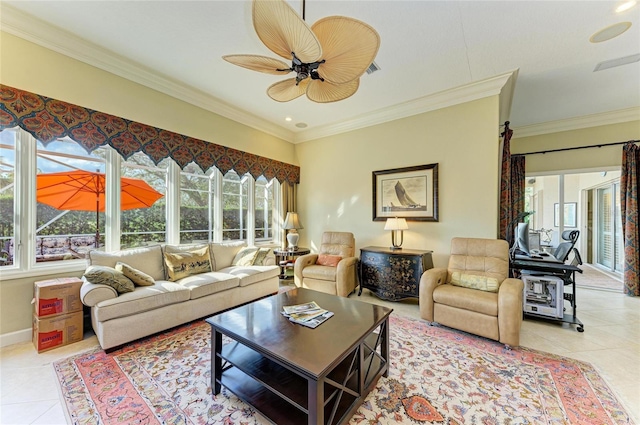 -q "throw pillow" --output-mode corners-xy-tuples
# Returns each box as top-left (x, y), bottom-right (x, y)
(450, 272), (500, 292)
(232, 247), (259, 266)
(316, 254), (342, 267)
(252, 247), (272, 266)
(83, 265), (135, 294)
(115, 262), (155, 287)
(164, 246), (212, 281)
